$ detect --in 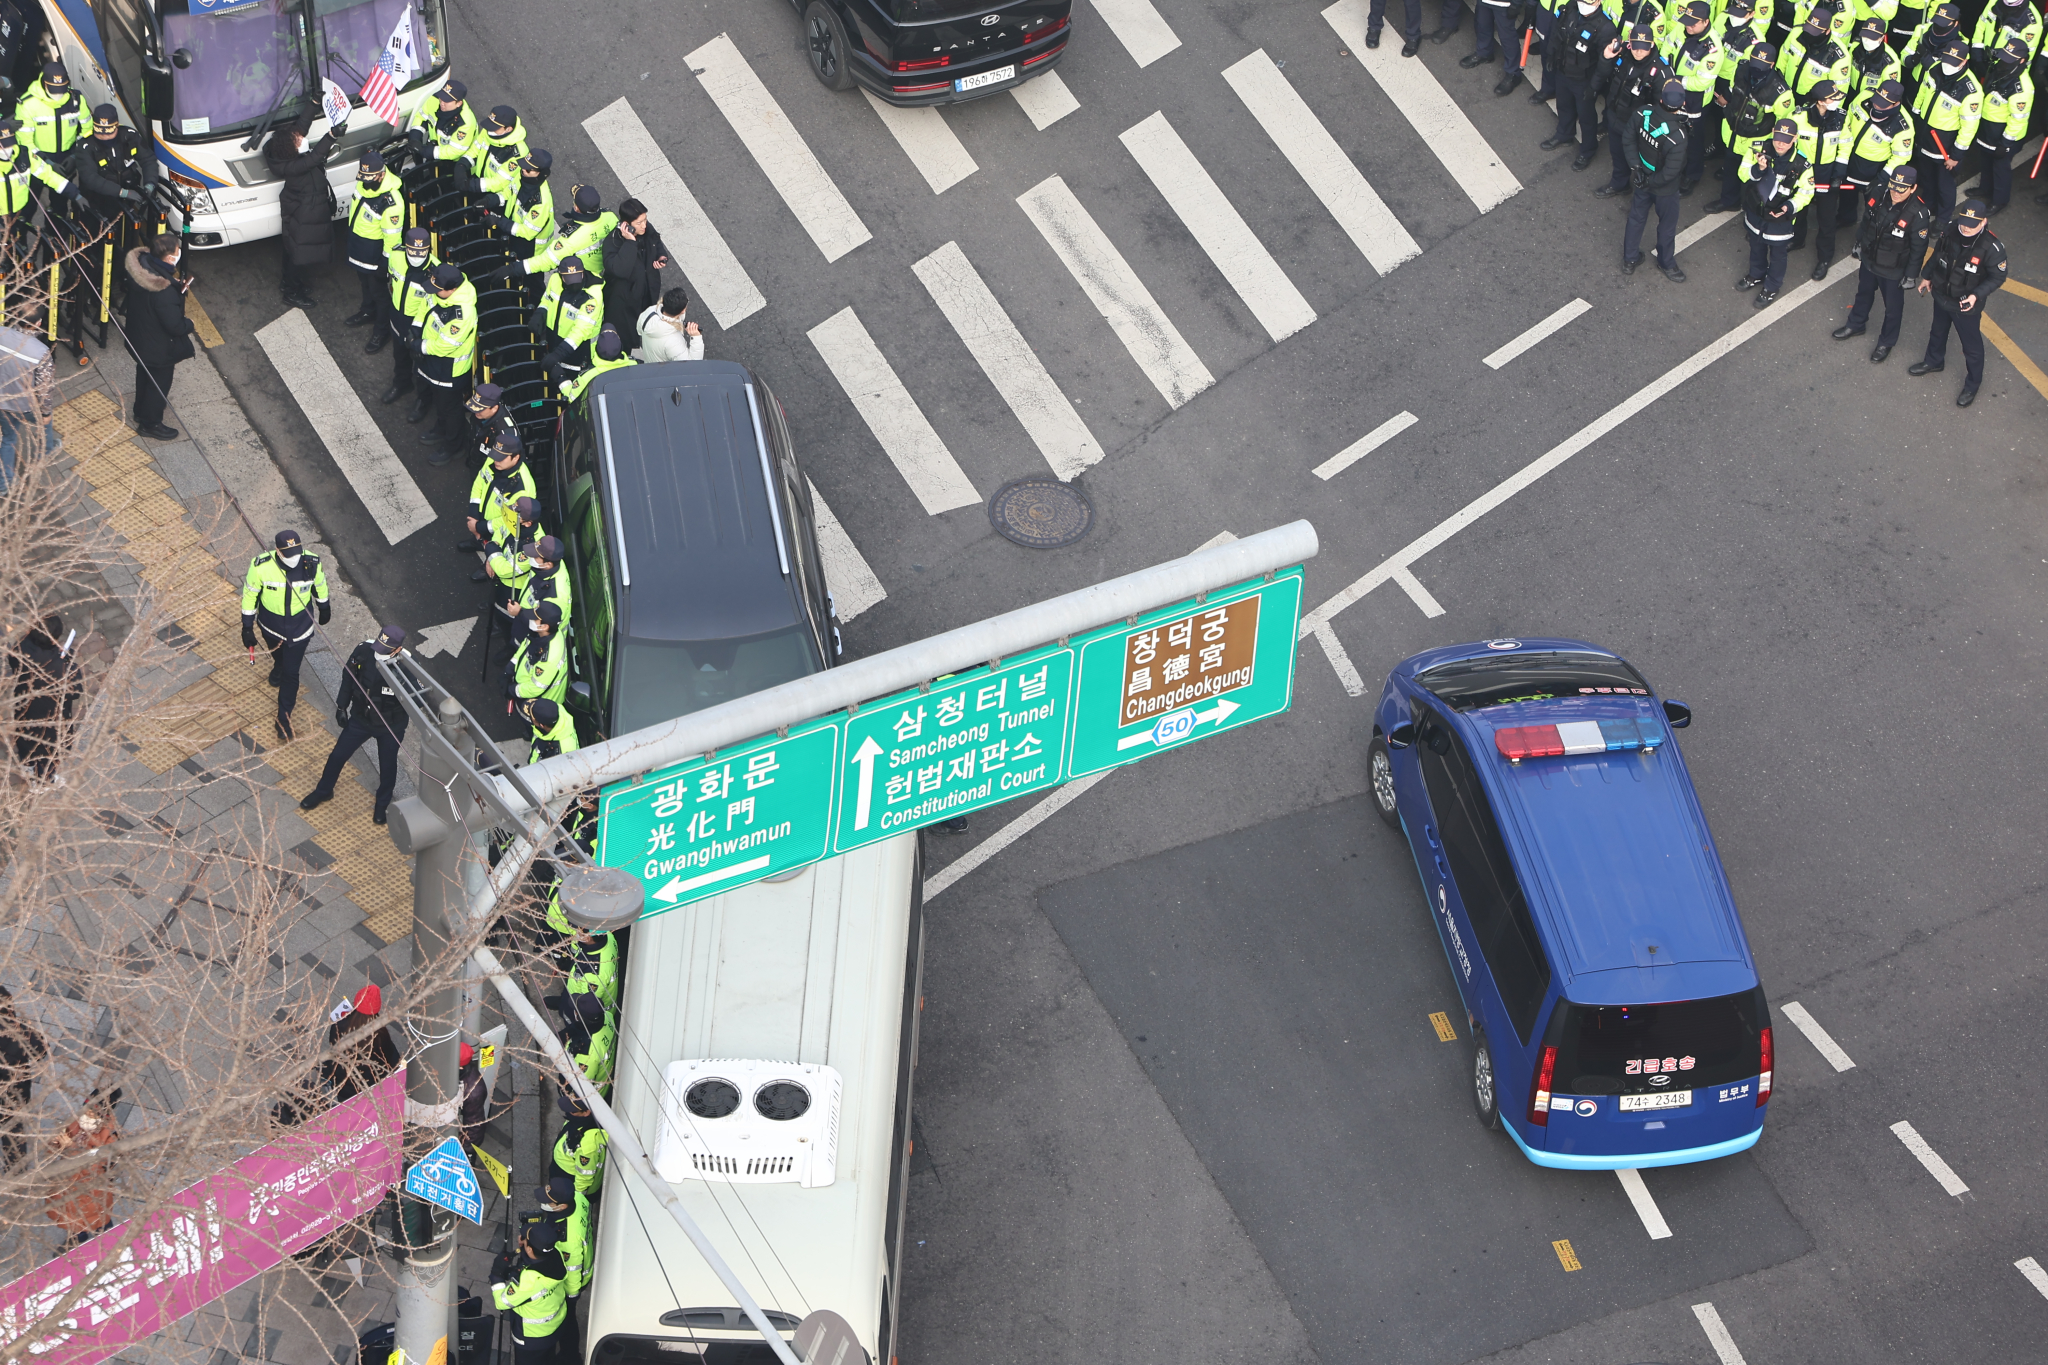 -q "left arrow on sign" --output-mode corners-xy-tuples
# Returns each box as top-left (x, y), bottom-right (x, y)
(850, 735), (884, 830)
